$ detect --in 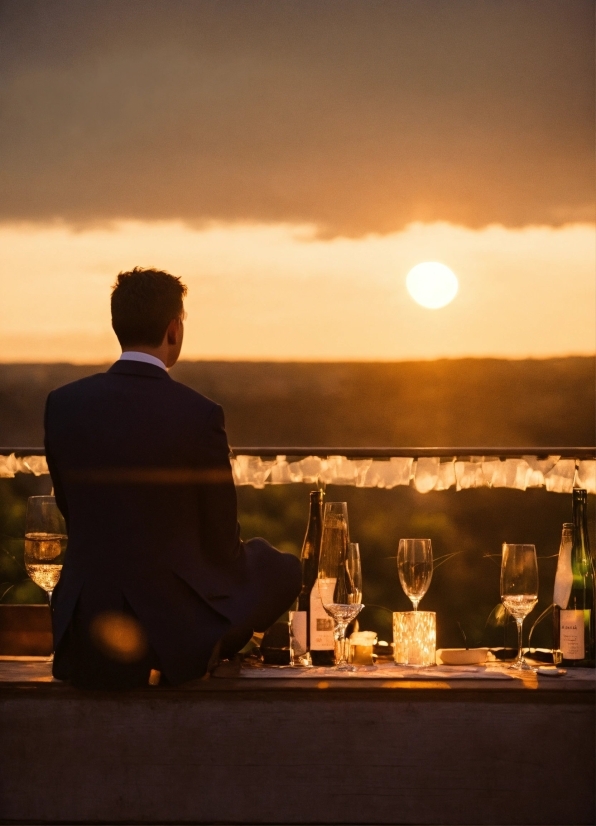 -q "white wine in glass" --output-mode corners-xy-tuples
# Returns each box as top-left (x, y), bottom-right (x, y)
(25, 496), (67, 604)
(501, 543), (538, 671)
(397, 538), (433, 611)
